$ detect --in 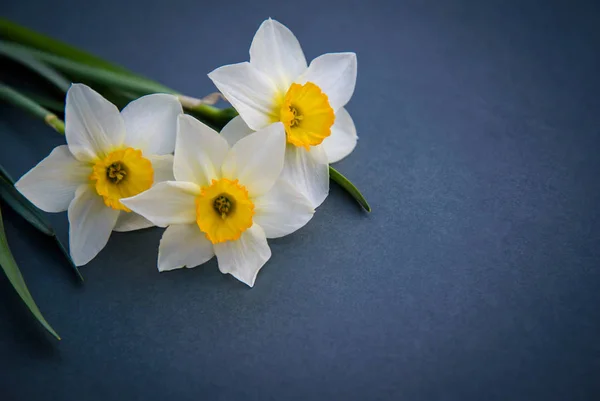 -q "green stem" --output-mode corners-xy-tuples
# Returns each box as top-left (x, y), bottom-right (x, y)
(0, 18), (134, 76)
(1, 41), (234, 128)
(1, 41), (171, 94)
(0, 40), (70, 92)
(21, 91), (65, 113)
(0, 83), (65, 134)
